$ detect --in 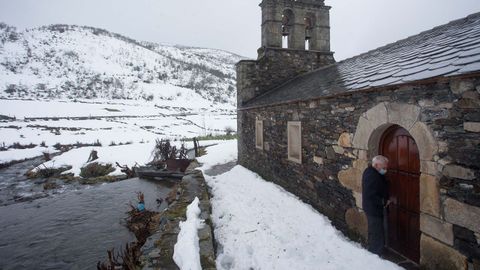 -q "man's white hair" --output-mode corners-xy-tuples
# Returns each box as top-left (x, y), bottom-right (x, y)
(372, 155), (389, 166)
